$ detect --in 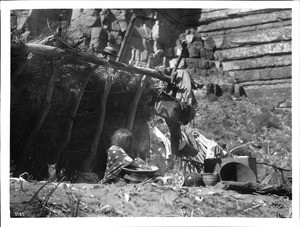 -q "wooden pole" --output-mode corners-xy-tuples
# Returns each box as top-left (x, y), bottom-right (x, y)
(24, 43), (174, 84)
(14, 62), (59, 177)
(26, 43), (65, 56)
(126, 75), (150, 131)
(53, 66), (97, 172)
(81, 13), (137, 173)
(24, 42), (207, 89)
(25, 40), (204, 88)
(81, 73), (113, 172)
(116, 13), (137, 62)
(126, 50), (163, 131)
(171, 40), (188, 83)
